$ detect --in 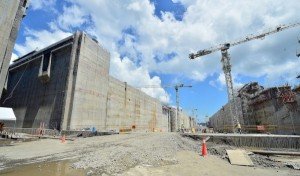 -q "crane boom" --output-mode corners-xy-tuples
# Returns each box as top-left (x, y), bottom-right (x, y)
(189, 22), (300, 133)
(189, 22), (300, 59)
